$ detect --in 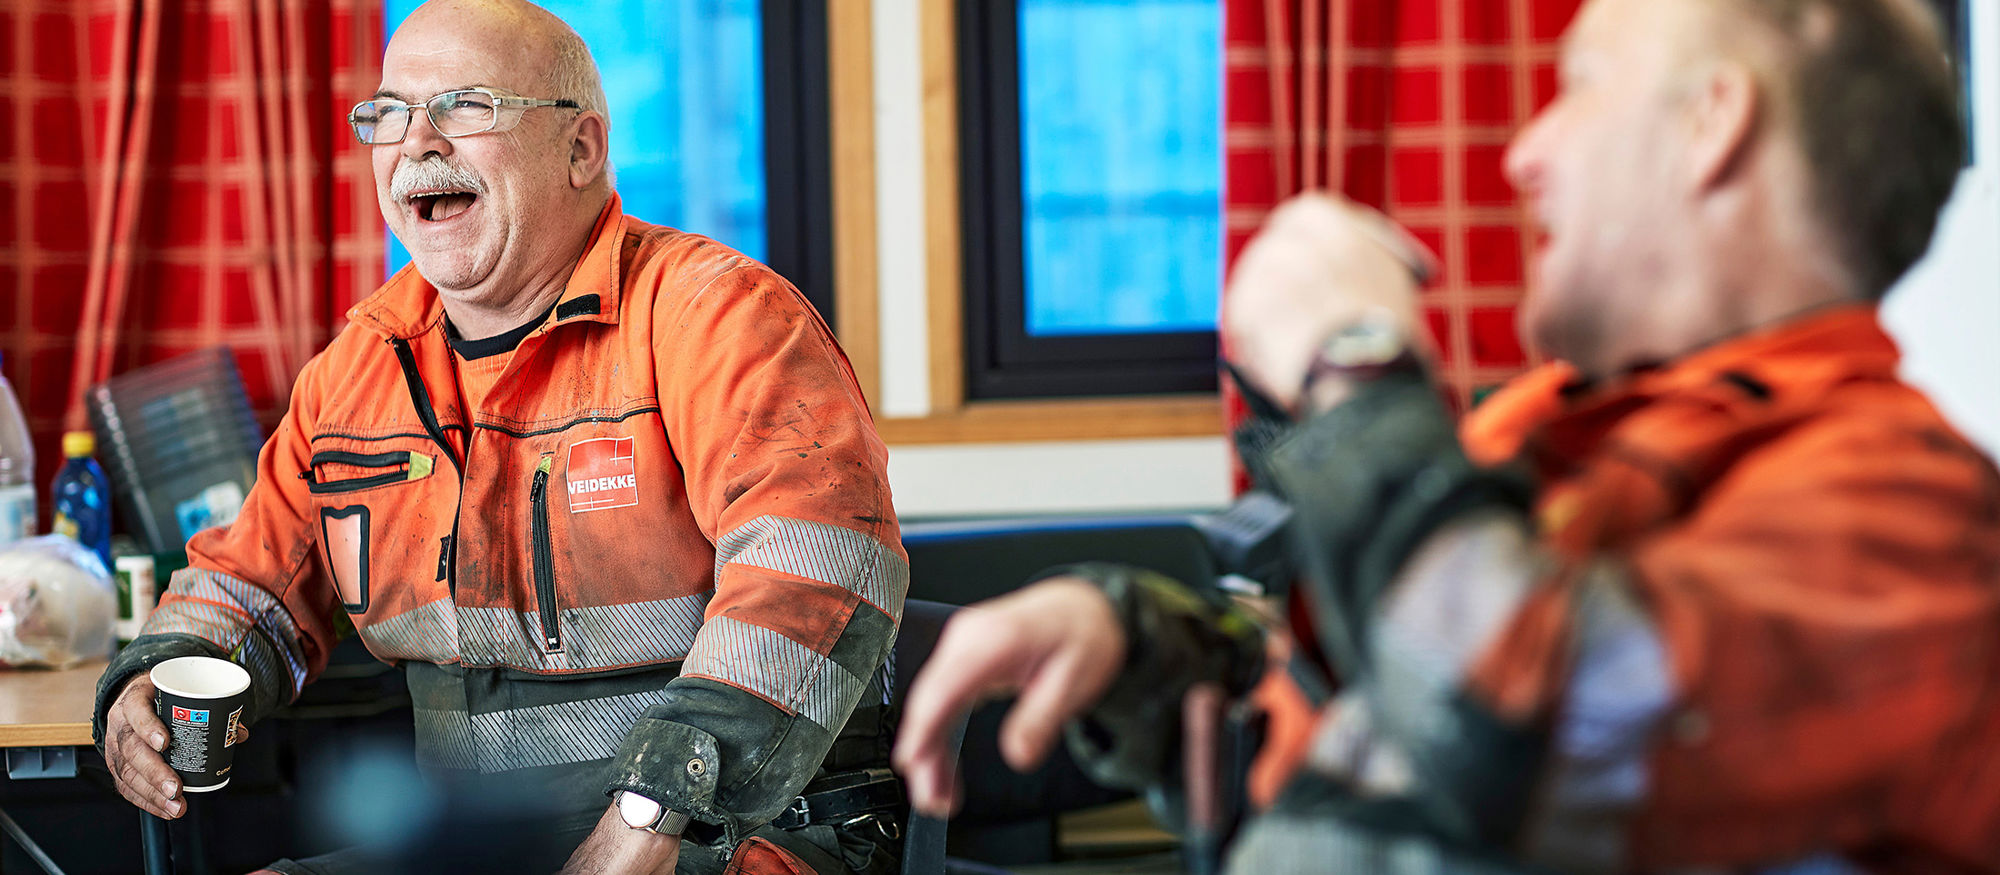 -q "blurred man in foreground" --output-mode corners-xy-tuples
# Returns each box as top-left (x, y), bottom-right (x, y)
(898, 0), (2000, 870)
